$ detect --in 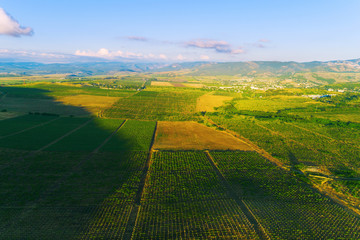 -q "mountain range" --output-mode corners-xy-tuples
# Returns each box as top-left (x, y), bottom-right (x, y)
(1, 59), (360, 76)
